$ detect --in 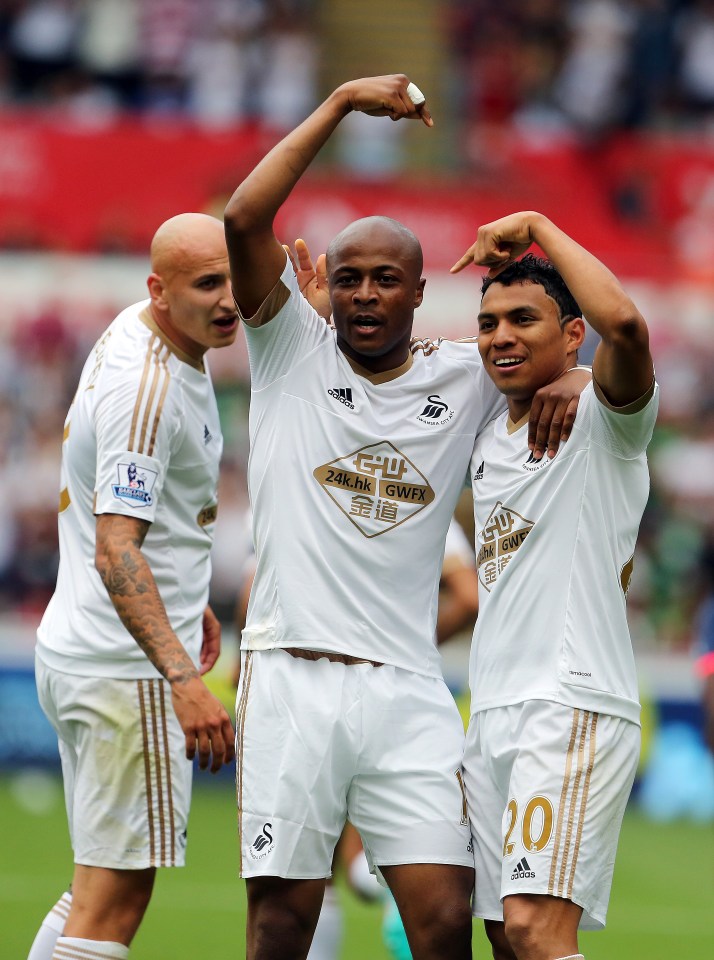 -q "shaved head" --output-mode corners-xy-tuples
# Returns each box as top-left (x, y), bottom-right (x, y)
(146, 212), (236, 359)
(150, 213), (226, 279)
(326, 217), (423, 277)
